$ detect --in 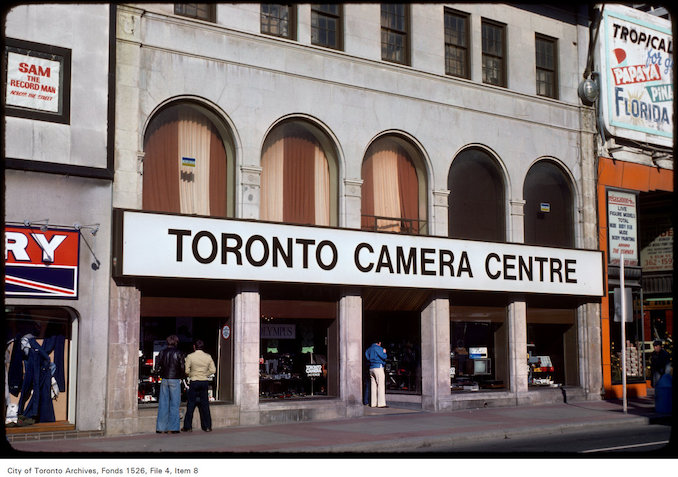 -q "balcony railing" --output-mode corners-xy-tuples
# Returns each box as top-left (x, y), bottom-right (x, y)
(361, 215), (427, 235)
